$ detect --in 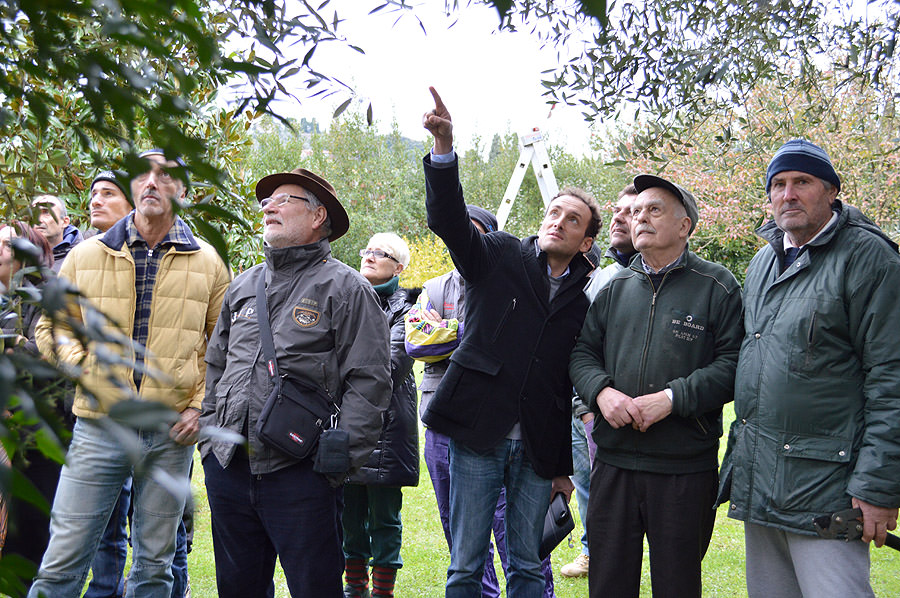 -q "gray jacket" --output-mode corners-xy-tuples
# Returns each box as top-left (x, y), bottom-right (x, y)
(416, 269), (465, 413)
(574, 247), (633, 418)
(199, 239), (391, 482)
